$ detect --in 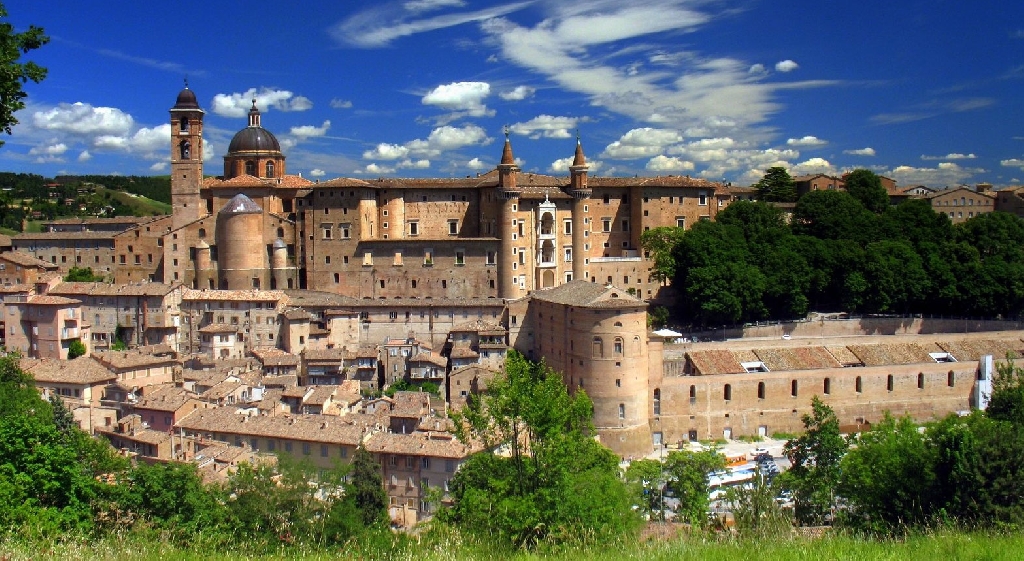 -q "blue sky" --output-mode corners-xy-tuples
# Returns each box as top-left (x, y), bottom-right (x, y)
(2, 0), (1023, 187)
